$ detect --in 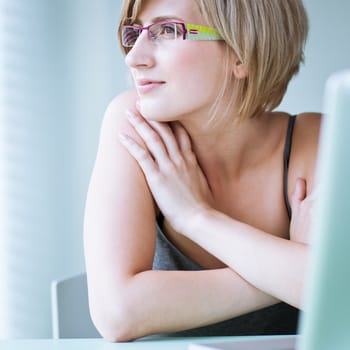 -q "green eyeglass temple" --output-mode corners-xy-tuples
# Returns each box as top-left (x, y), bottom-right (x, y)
(185, 23), (223, 41)
(121, 21), (223, 48)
